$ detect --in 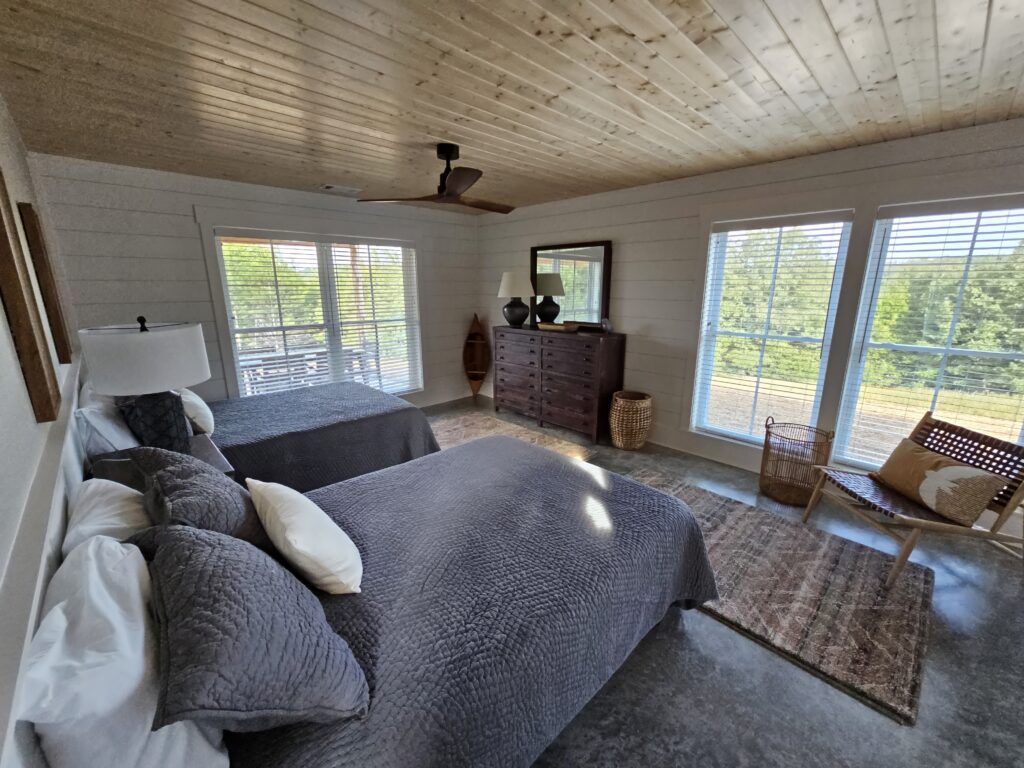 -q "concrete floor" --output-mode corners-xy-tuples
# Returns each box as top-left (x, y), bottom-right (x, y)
(426, 400), (1024, 768)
